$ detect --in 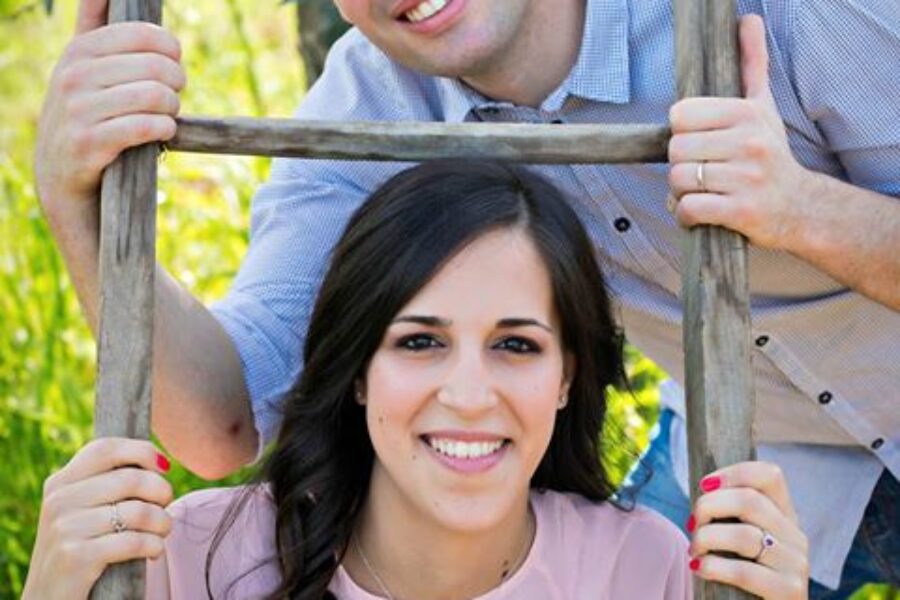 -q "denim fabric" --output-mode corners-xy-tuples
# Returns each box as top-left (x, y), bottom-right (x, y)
(637, 409), (900, 597)
(809, 470), (900, 599)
